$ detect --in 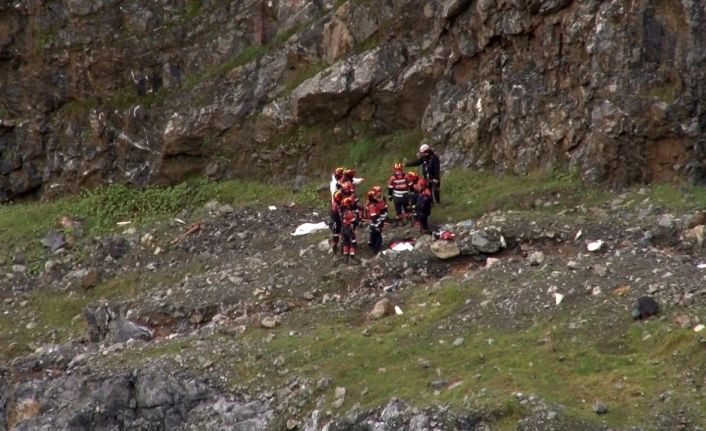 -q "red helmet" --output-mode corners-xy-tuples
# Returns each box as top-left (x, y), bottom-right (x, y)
(393, 162), (403, 171)
(333, 191), (343, 203)
(344, 168), (356, 178)
(334, 167), (345, 176)
(342, 197), (354, 207)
